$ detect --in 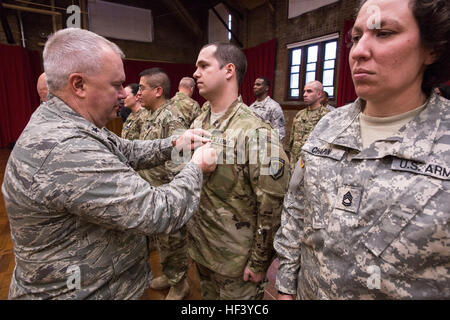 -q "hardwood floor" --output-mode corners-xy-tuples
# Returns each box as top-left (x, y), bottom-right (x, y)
(0, 148), (277, 300)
